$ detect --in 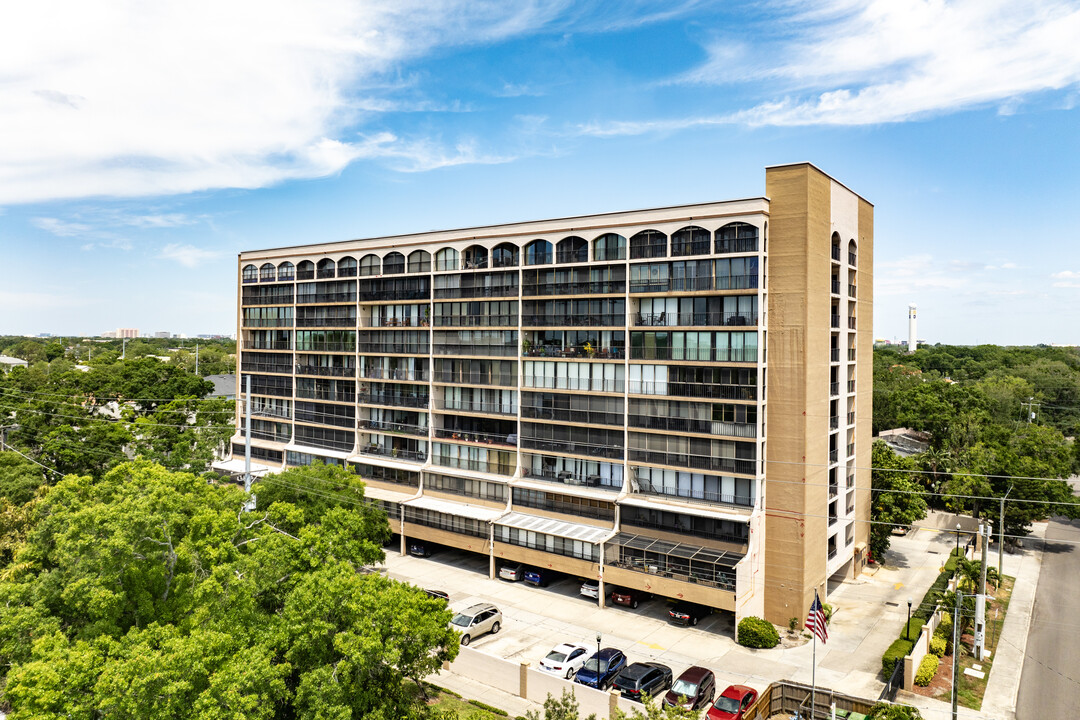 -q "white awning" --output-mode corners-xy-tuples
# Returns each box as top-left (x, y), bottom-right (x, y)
(212, 458), (275, 477)
(402, 495), (506, 522)
(363, 484), (418, 504)
(285, 442), (352, 460)
(618, 496), (752, 523)
(511, 478), (621, 502)
(496, 512), (613, 545)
